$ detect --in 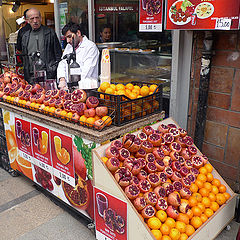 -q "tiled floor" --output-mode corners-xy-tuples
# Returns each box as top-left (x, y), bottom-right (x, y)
(0, 167), (239, 240)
